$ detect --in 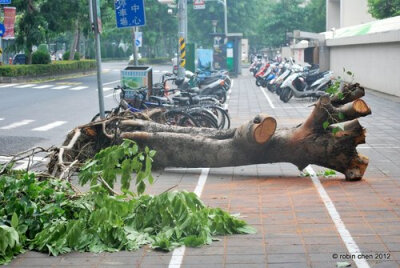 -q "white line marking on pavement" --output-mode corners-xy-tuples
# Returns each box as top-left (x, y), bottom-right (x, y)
(32, 121), (67, 131)
(103, 80), (120, 86)
(168, 168), (209, 268)
(305, 165), (370, 268)
(0, 119), (35, 130)
(0, 118), (3, 121)
(0, 156), (45, 162)
(105, 89), (120, 98)
(0, 83), (18, 88)
(102, 87), (113, 92)
(69, 86), (88, 91)
(51, 85), (71, 90)
(259, 86), (275, 109)
(33, 85), (53, 89)
(15, 84), (35, 88)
